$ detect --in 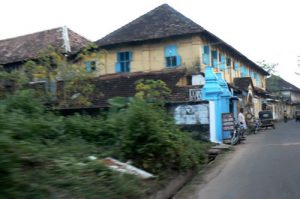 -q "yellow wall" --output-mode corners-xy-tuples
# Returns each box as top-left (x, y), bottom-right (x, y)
(79, 36), (267, 90)
(85, 36), (204, 75)
(77, 51), (106, 77)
